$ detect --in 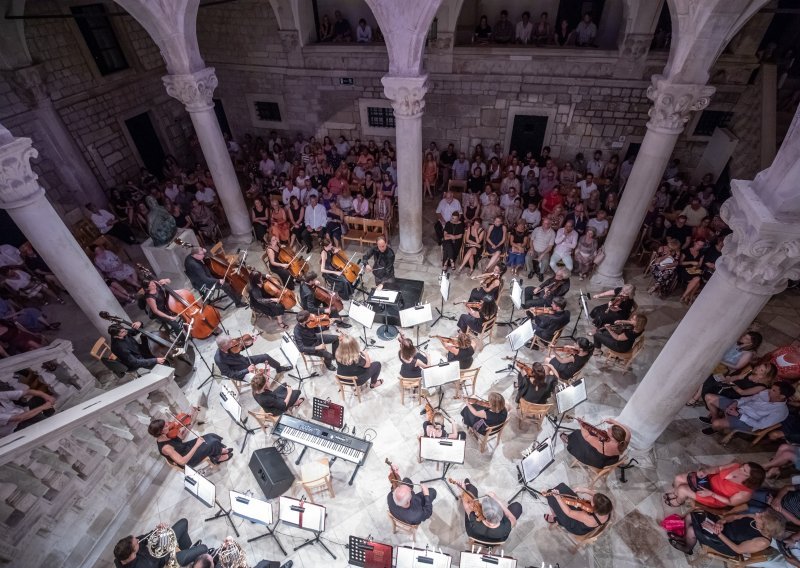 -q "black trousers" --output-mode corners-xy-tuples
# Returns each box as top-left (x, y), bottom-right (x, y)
(170, 518), (209, 566)
(186, 433), (225, 466)
(324, 274), (353, 300)
(434, 221), (445, 244)
(352, 361), (382, 386)
(463, 481), (523, 540)
(300, 334), (339, 362)
(458, 313), (481, 334)
(15, 396), (56, 431)
(302, 227), (327, 250)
